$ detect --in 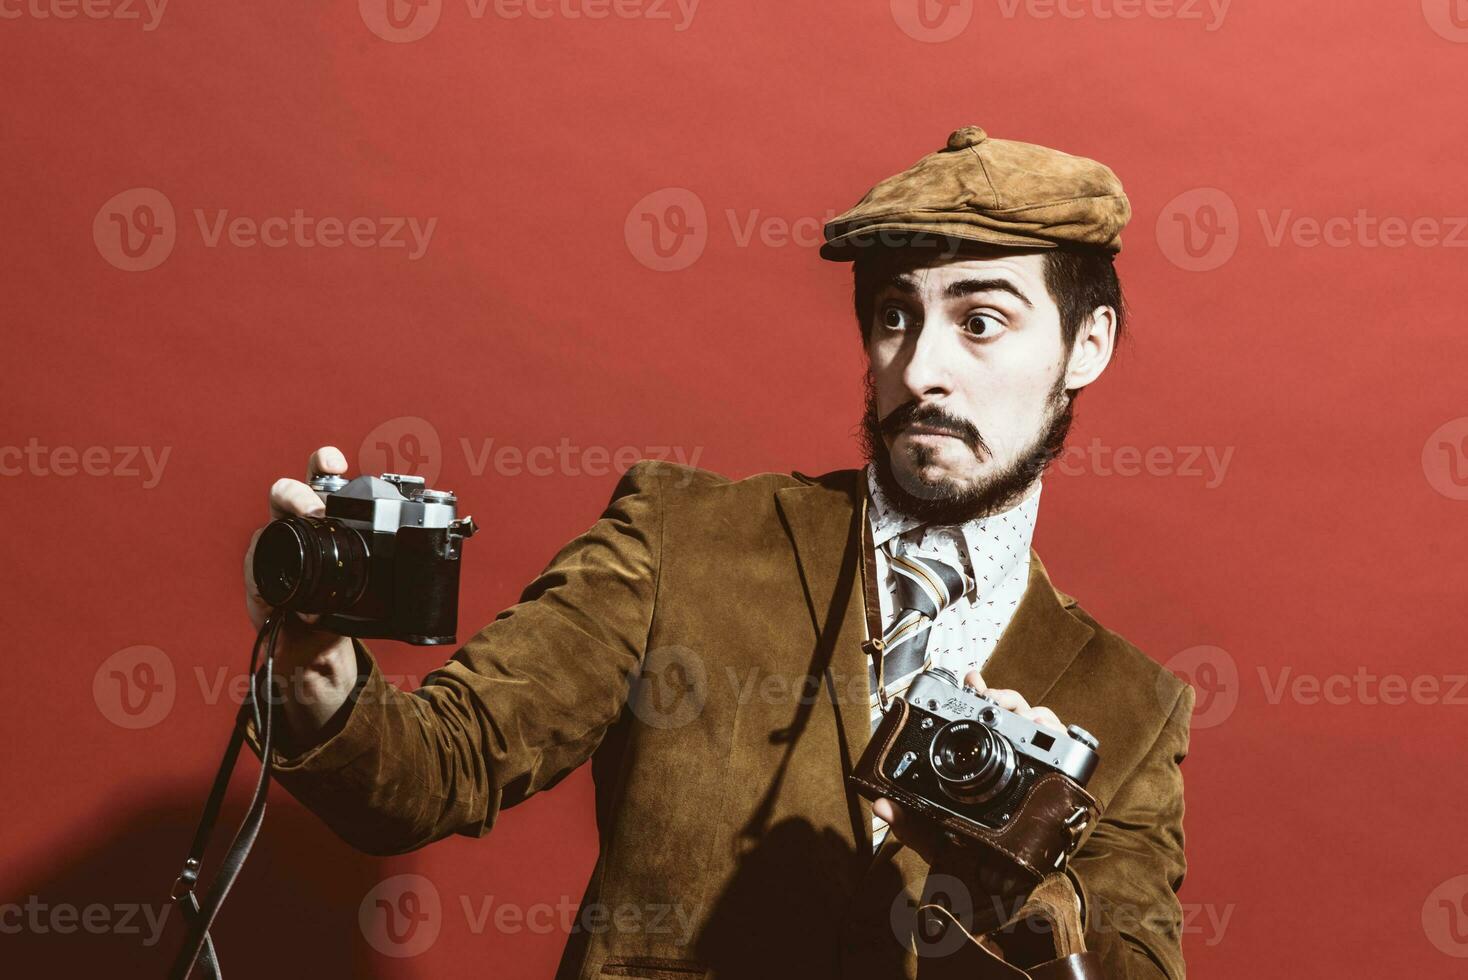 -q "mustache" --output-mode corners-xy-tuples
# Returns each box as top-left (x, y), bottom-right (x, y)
(879, 401), (991, 457)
